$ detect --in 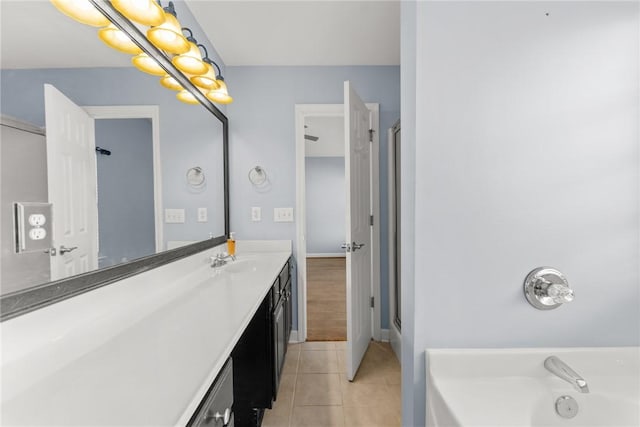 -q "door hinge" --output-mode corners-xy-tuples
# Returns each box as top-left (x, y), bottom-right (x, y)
(369, 215), (374, 226)
(368, 129), (374, 142)
(370, 296), (375, 308)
